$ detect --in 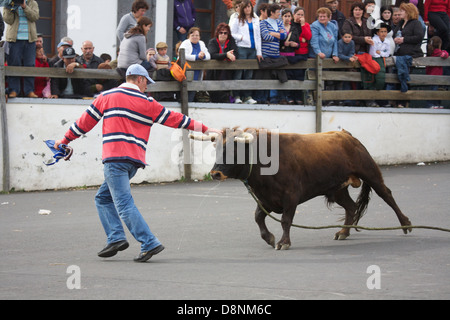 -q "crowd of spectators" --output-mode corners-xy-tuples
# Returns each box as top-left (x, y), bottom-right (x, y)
(2, 0), (449, 108)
